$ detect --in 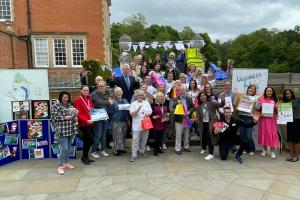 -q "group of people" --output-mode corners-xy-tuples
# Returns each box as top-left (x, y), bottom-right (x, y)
(51, 53), (300, 175)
